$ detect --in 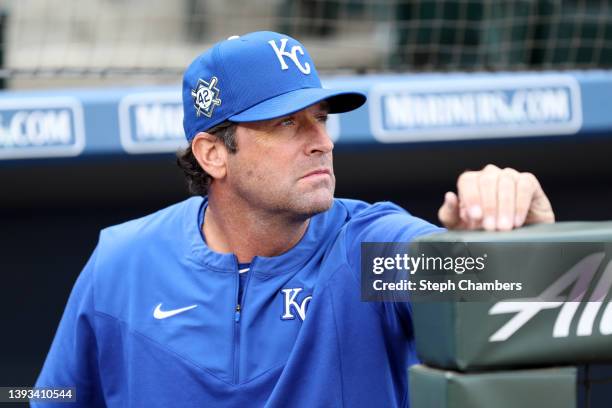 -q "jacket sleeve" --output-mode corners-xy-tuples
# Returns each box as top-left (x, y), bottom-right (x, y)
(33, 246), (105, 407)
(343, 202), (445, 330)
